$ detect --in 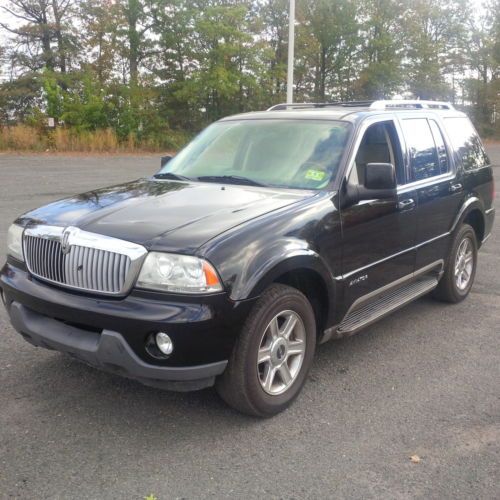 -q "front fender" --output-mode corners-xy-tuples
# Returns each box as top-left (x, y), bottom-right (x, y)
(227, 237), (335, 302)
